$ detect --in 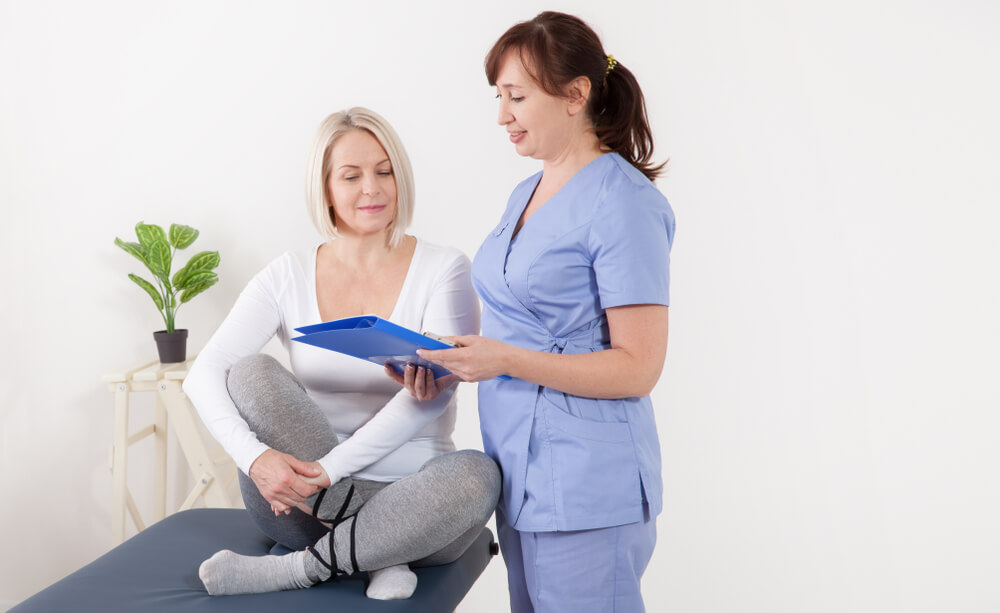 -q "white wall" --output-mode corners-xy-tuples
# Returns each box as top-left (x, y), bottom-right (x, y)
(2, 0), (998, 610)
